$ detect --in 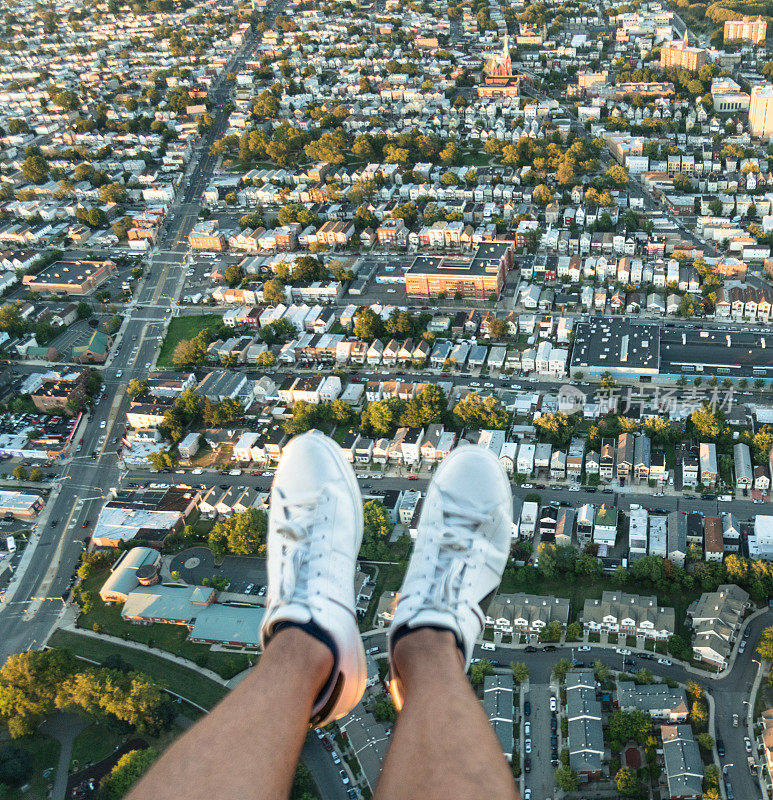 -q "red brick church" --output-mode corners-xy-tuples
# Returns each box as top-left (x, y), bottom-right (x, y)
(478, 33), (521, 98)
